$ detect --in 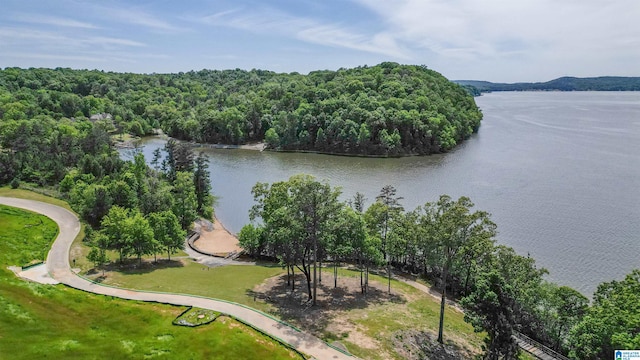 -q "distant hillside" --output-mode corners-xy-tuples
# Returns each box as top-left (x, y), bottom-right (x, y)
(454, 76), (640, 93)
